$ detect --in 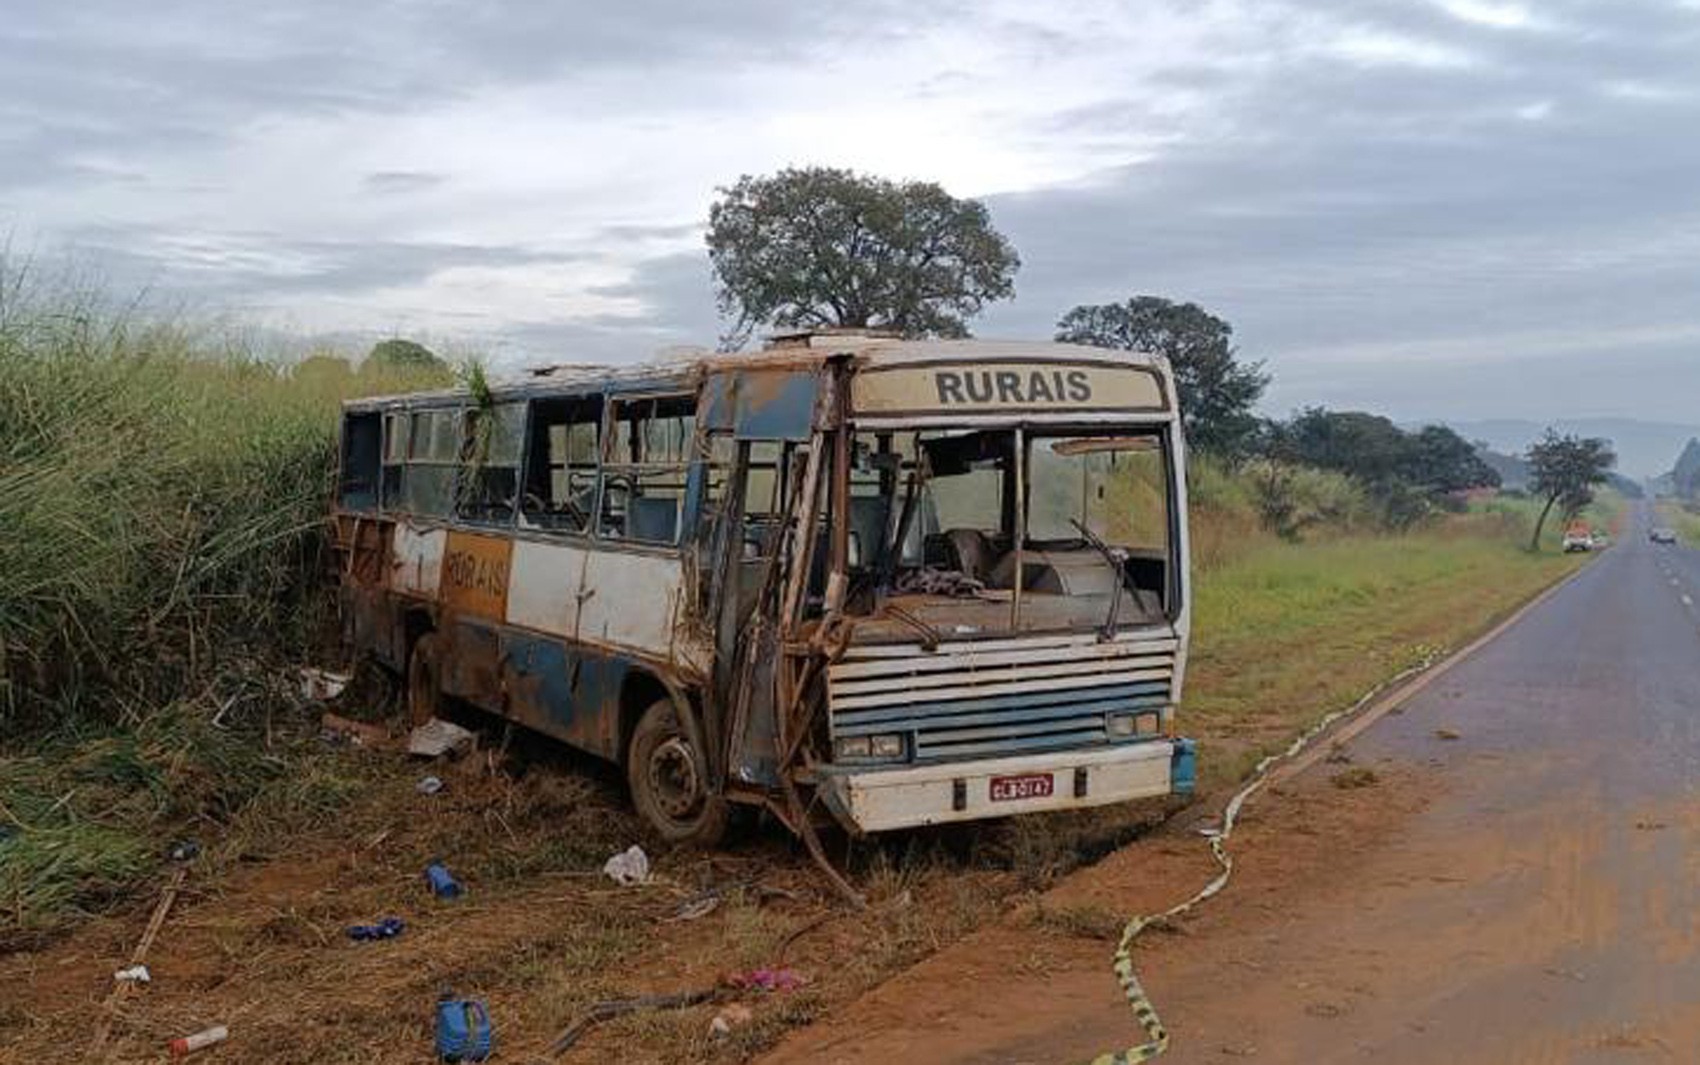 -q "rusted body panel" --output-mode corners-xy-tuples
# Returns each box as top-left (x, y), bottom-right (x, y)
(330, 334), (1195, 835)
